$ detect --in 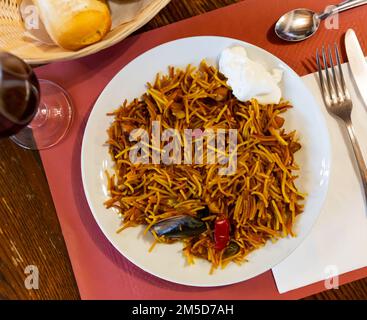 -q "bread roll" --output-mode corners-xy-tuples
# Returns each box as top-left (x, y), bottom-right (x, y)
(32, 0), (111, 50)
